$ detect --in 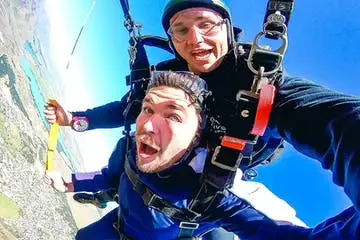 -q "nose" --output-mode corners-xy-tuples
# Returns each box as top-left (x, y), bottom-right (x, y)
(142, 114), (163, 134)
(186, 26), (204, 45)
